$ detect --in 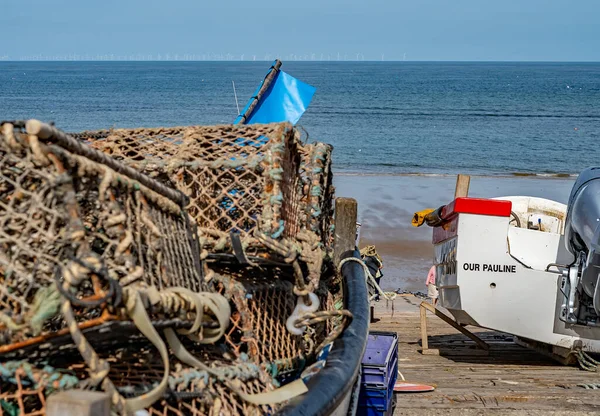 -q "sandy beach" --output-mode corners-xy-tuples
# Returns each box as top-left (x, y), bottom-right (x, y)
(334, 174), (576, 292)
